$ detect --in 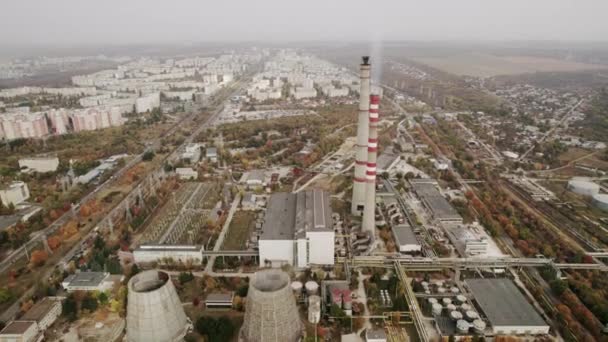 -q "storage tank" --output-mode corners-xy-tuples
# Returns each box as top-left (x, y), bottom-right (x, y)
(592, 194), (608, 211)
(460, 303), (472, 312)
(455, 295), (467, 304)
(456, 320), (470, 334)
(449, 310), (463, 321)
(472, 319), (486, 334)
(308, 295), (321, 324)
(437, 287), (447, 294)
(305, 281), (319, 295)
(431, 303), (443, 315)
(291, 281), (303, 297)
(421, 281), (429, 289)
(567, 179), (600, 196)
(442, 297), (452, 306)
(465, 310), (479, 322)
(427, 298), (438, 309)
(450, 287), (460, 294)
(446, 304), (457, 312)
